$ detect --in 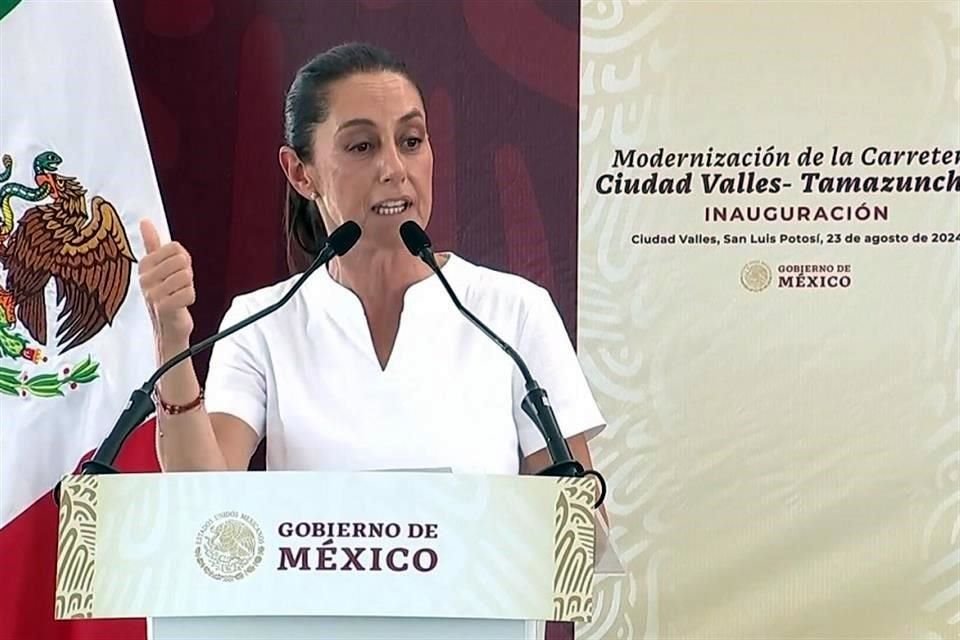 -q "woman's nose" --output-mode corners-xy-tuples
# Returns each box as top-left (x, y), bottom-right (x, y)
(378, 146), (406, 183)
